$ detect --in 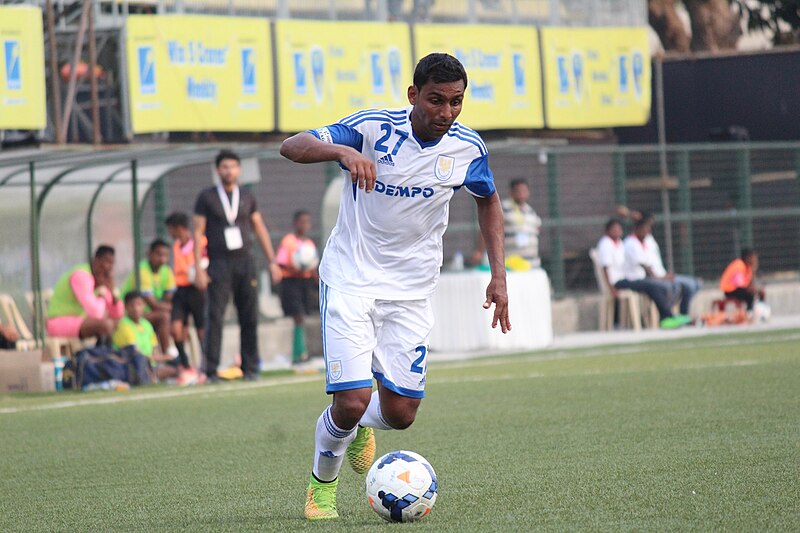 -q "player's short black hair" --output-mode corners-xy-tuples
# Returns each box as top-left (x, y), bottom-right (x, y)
(124, 290), (144, 305)
(741, 247), (756, 260)
(510, 178), (528, 189)
(94, 245), (115, 259)
(215, 149), (240, 167)
(165, 212), (189, 228)
(634, 212), (654, 229)
(149, 238), (170, 252)
(606, 218), (623, 231)
(293, 209), (310, 223)
(413, 53), (468, 90)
